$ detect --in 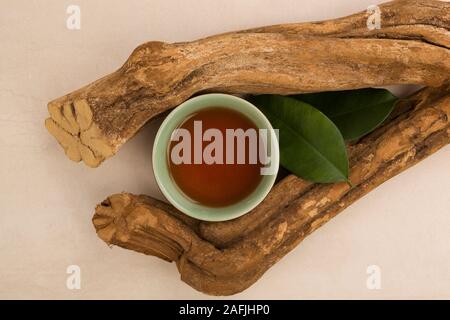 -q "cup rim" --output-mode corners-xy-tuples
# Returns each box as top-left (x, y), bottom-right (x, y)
(152, 93), (279, 222)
